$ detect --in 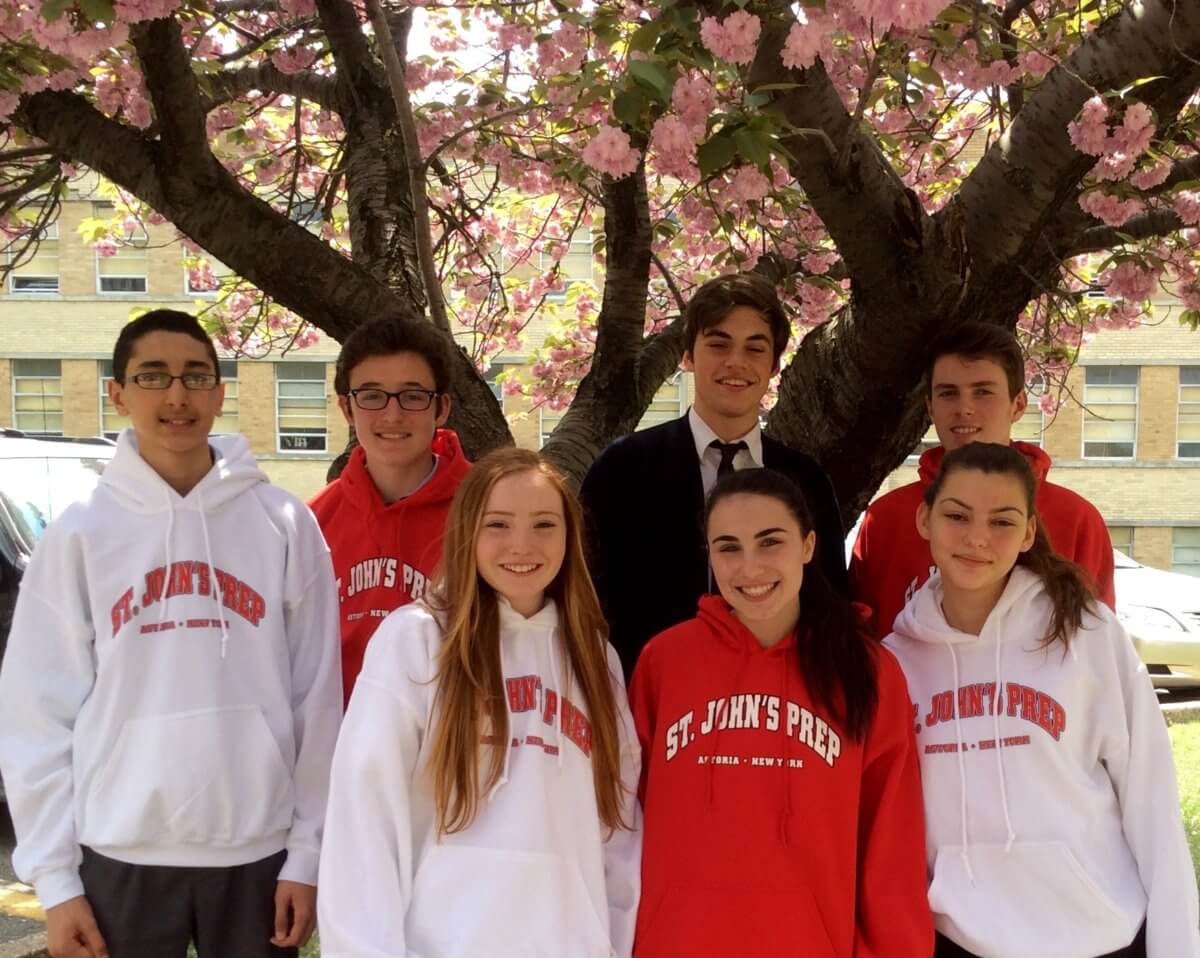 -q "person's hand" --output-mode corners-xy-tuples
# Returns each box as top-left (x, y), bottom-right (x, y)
(271, 880), (317, 948)
(45, 895), (108, 958)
